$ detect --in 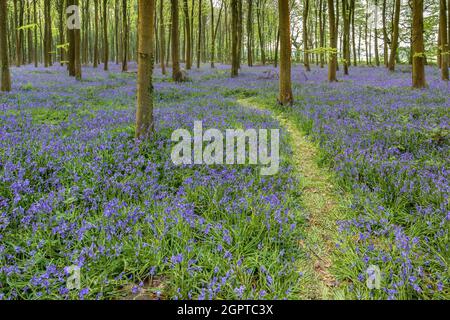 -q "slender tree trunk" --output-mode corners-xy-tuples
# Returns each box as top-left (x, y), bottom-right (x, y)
(303, 0), (311, 71)
(160, 0), (167, 73)
(278, 0), (293, 105)
(388, 0), (400, 71)
(136, 0), (155, 139)
(13, 0), (20, 67)
(247, 0), (253, 66)
(0, 0), (11, 91)
(103, 0), (109, 70)
(94, 0), (99, 67)
(210, 0), (215, 67)
(33, 0), (38, 67)
(197, 0), (202, 68)
(374, 0), (379, 66)
(350, 0), (356, 66)
(183, 0), (191, 69)
(171, 0), (183, 81)
(274, 27), (279, 68)
(440, 0), (449, 80)
(231, 0), (239, 76)
(319, 0), (325, 68)
(257, 0), (266, 65)
(74, 0), (82, 79)
(412, 0), (426, 88)
(122, 0), (129, 71)
(342, 0), (350, 74)
(58, 0), (65, 66)
(328, 0), (337, 81)
(382, 0), (388, 67)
